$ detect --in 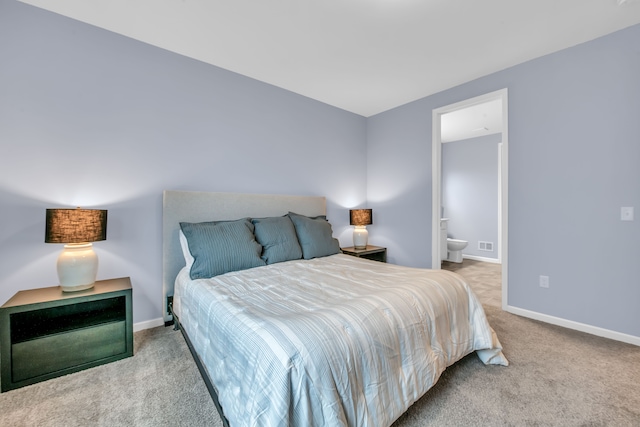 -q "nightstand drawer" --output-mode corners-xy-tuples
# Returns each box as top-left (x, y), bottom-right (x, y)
(12, 320), (127, 382)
